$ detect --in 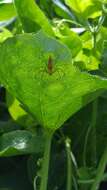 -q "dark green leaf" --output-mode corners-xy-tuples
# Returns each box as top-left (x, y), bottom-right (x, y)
(100, 40), (107, 75)
(14, 0), (54, 35)
(0, 130), (45, 156)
